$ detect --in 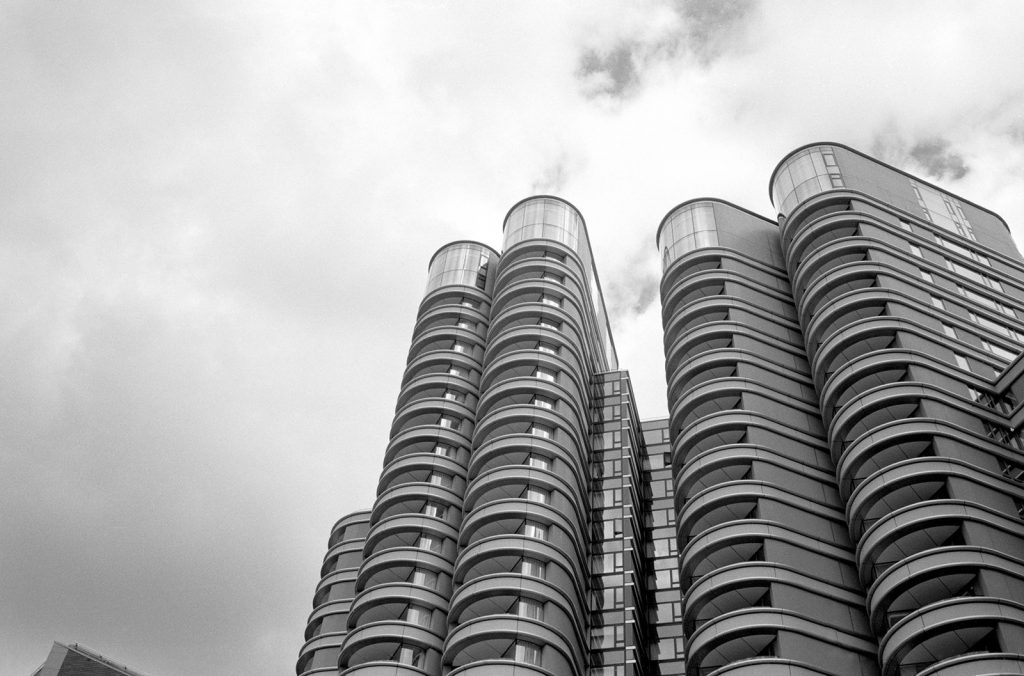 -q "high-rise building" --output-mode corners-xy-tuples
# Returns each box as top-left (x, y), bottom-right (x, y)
(298, 143), (1024, 676)
(30, 642), (155, 676)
